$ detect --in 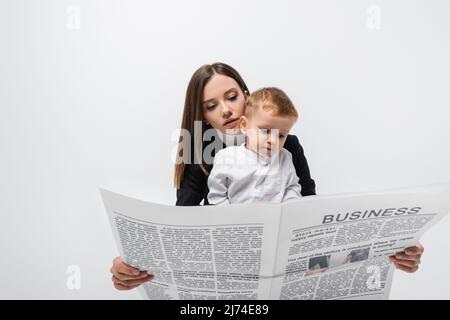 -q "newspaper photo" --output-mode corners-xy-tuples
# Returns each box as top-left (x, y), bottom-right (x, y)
(100, 182), (450, 300)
